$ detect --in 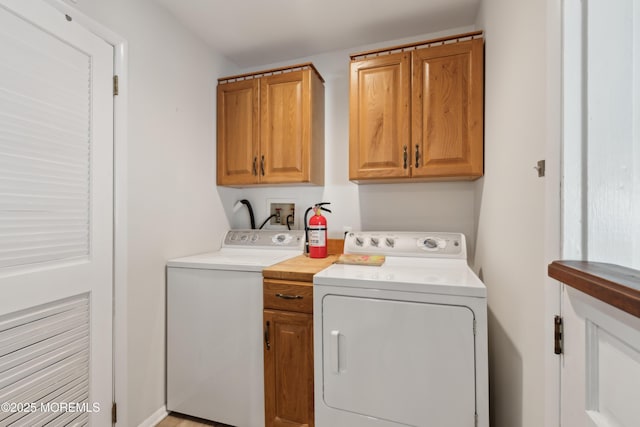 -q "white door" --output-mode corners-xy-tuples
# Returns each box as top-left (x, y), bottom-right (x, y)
(322, 295), (476, 427)
(561, 0), (640, 425)
(0, 0), (113, 425)
(561, 285), (640, 427)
